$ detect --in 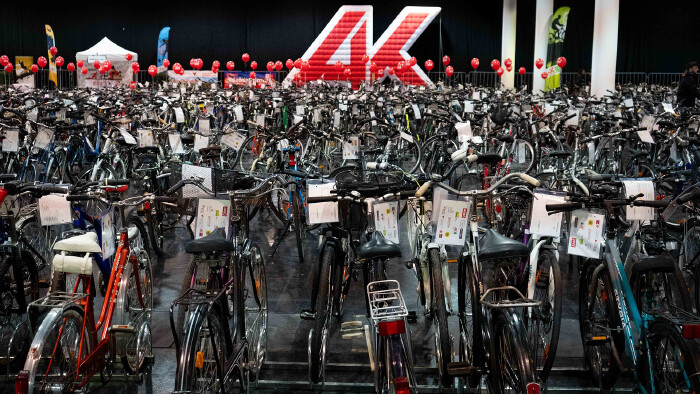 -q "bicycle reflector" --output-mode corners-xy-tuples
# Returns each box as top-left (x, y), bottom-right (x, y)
(15, 370), (29, 393)
(378, 320), (406, 336)
(394, 376), (410, 394)
(682, 324), (700, 339)
(526, 382), (541, 394)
